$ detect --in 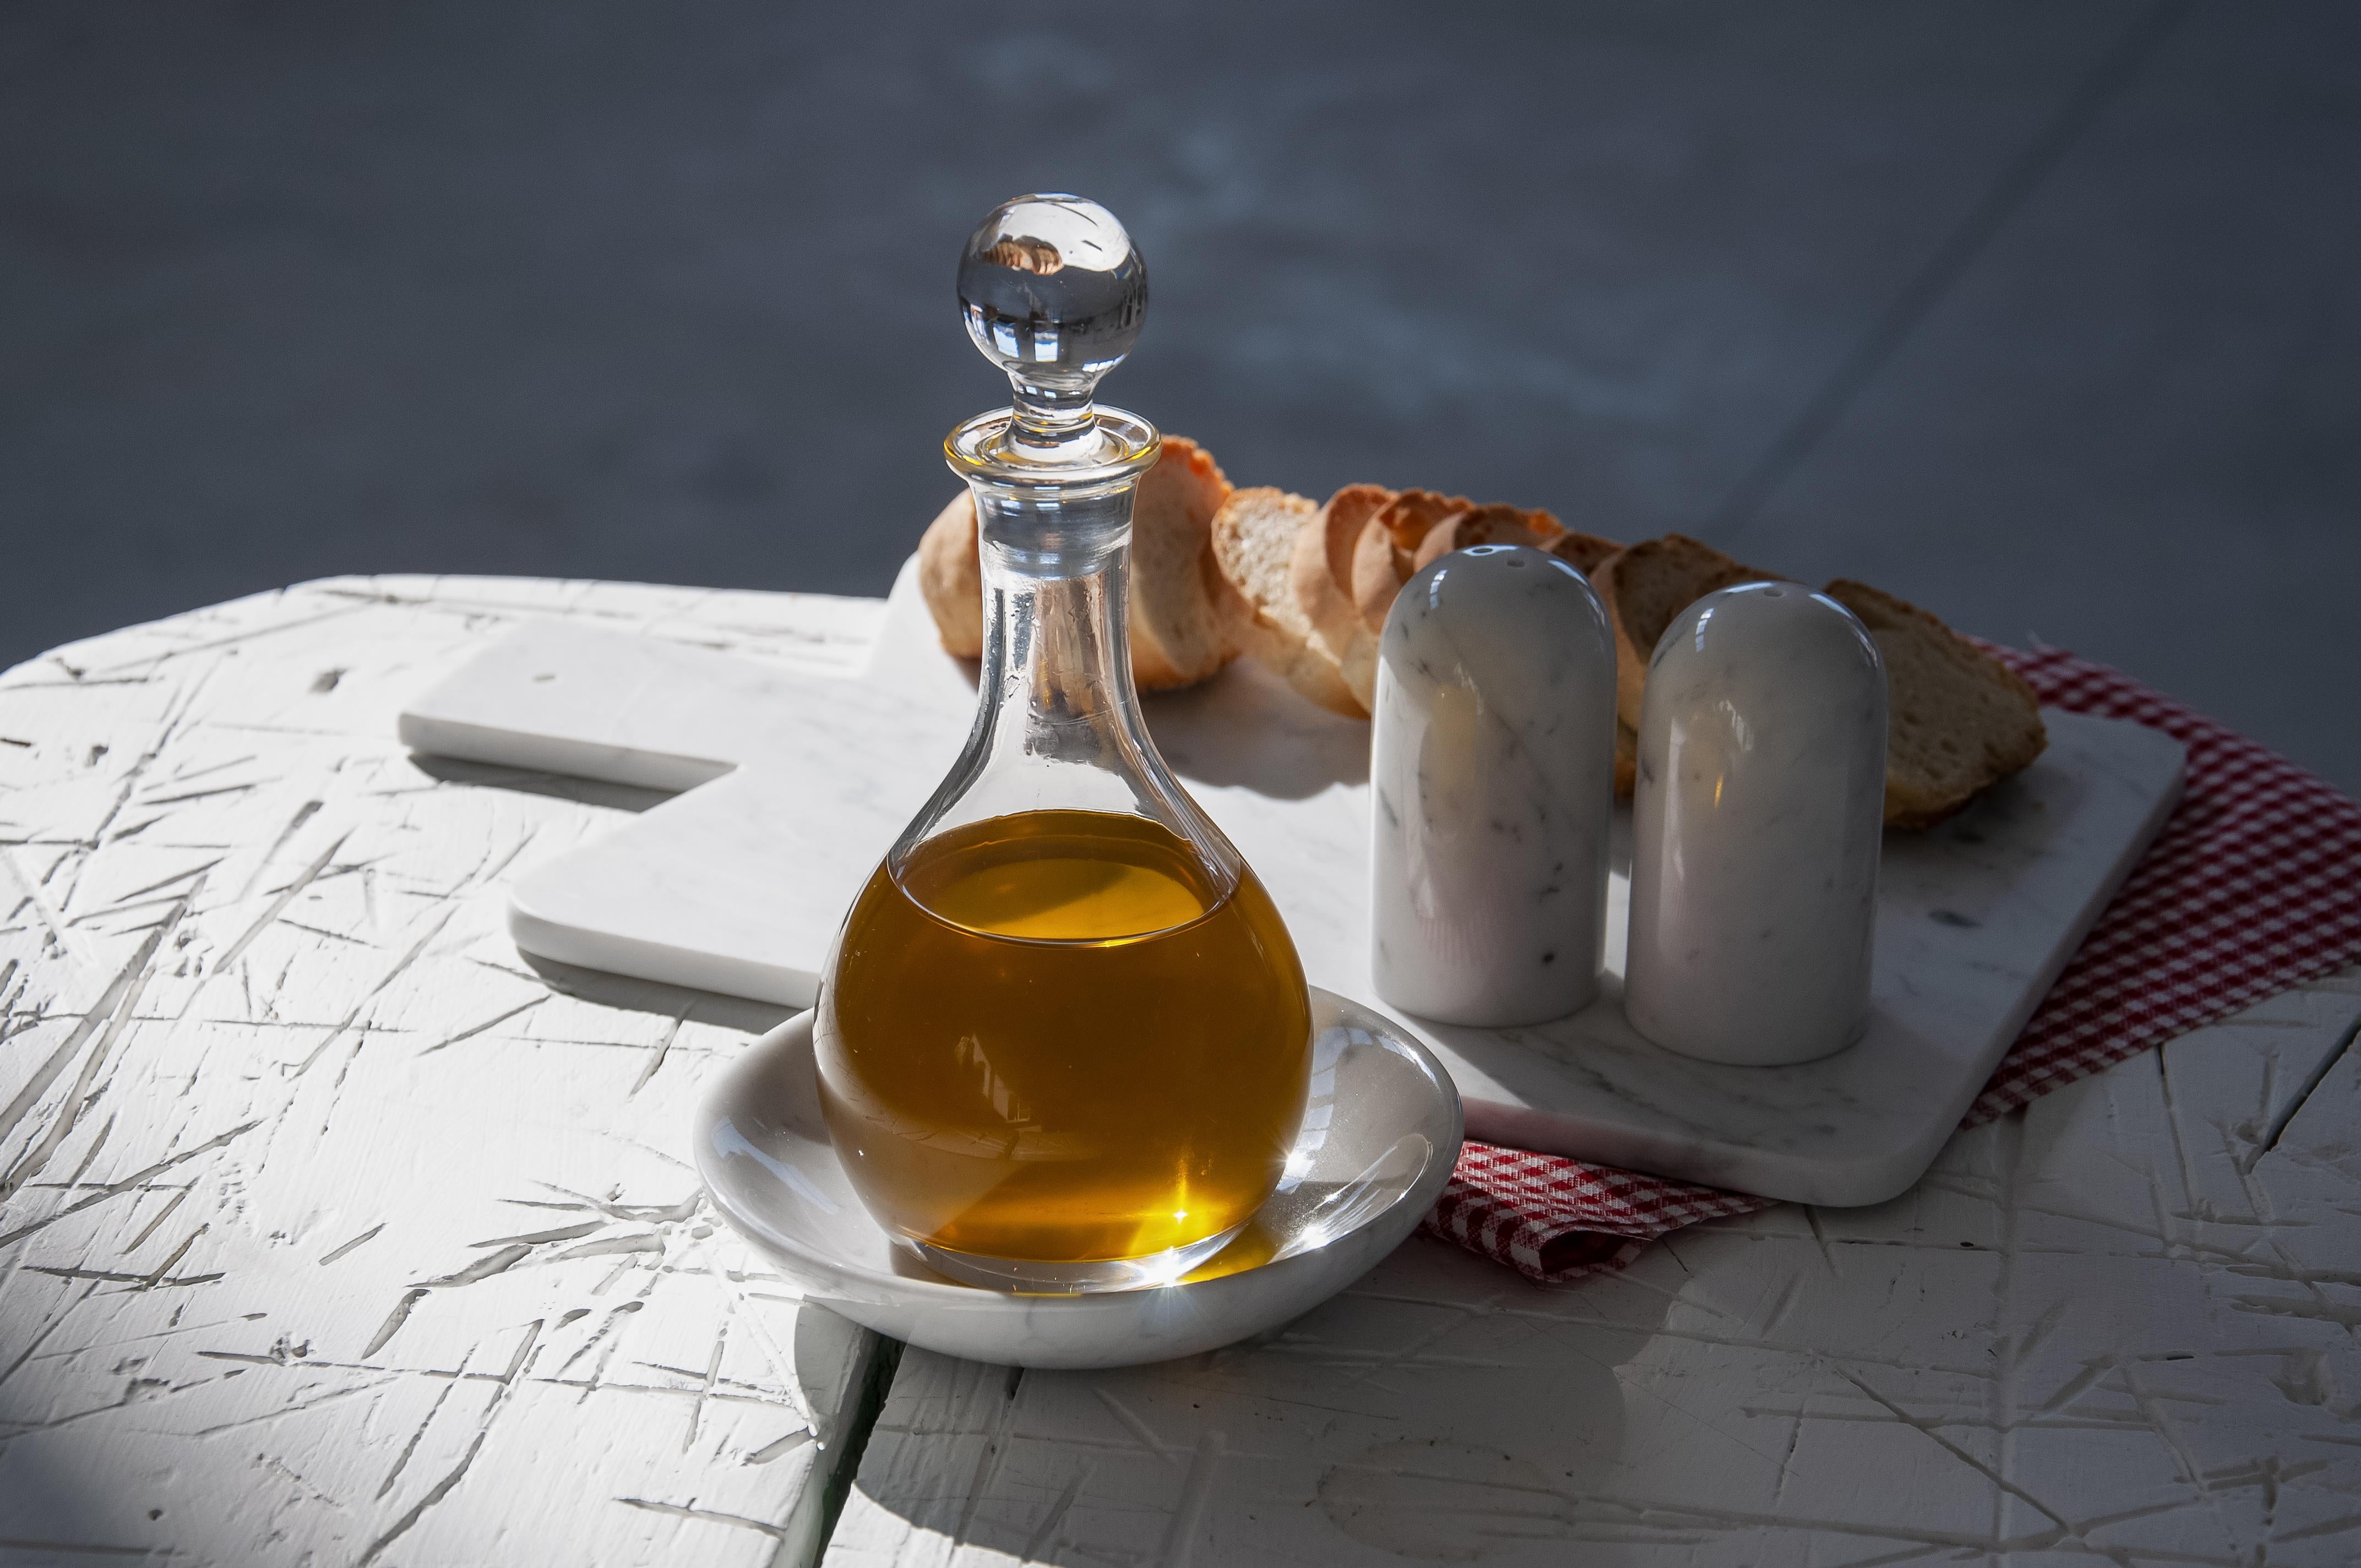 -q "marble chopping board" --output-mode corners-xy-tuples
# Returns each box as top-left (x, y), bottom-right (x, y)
(399, 559), (2185, 1207)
